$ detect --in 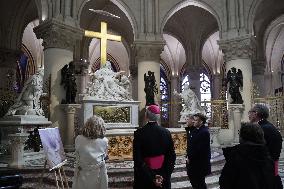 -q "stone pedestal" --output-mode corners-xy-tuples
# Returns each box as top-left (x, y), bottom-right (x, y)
(61, 104), (81, 152)
(81, 96), (140, 129)
(209, 127), (221, 148)
(228, 104), (244, 143)
(8, 133), (29, 168)
(0, 115), (52, 167)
